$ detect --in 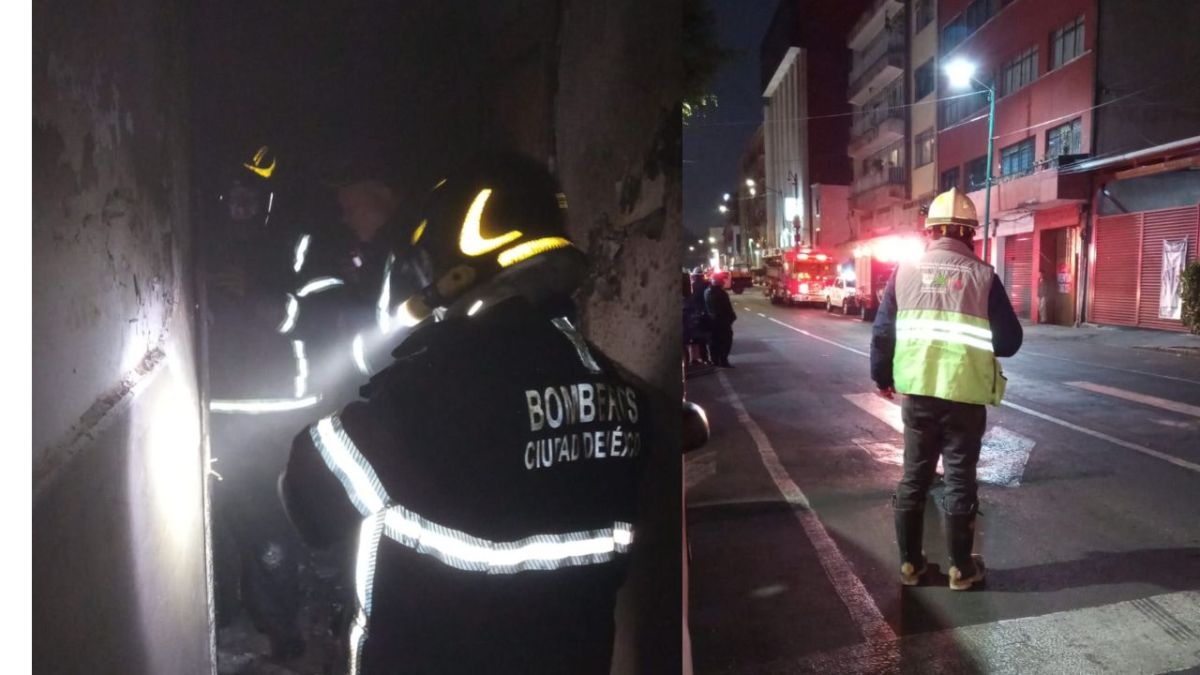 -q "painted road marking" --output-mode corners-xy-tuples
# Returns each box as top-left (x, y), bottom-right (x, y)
(1023, 350), (1200, 386)
(843, 393), (1036, 487)
(757, 312), (767, 318)
(773, 590), (1200, 675)
(684, 449), (717, 490)
(716, 371), (896, 645)
(753, 313), (1200, 477)
(1003, 400), (1200, 474)
(768, 317), (869, 357)
(1066, 380), (1200, 419)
